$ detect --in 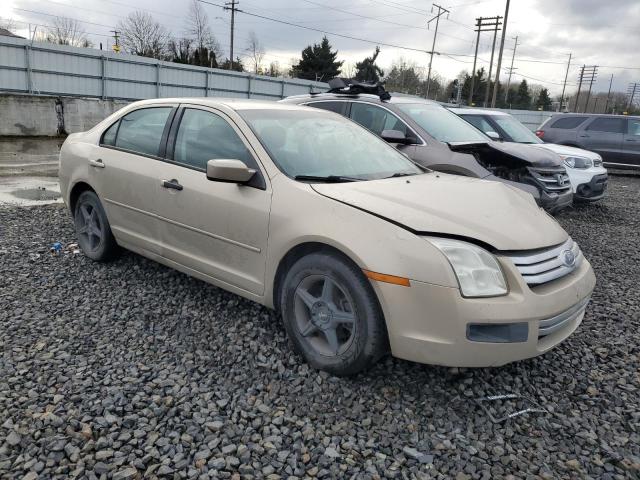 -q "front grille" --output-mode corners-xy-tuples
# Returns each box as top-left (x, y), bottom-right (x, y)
(527, 166), (571, 193)
(538, 297), (590, 339)
(502, 238), (583, 286)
